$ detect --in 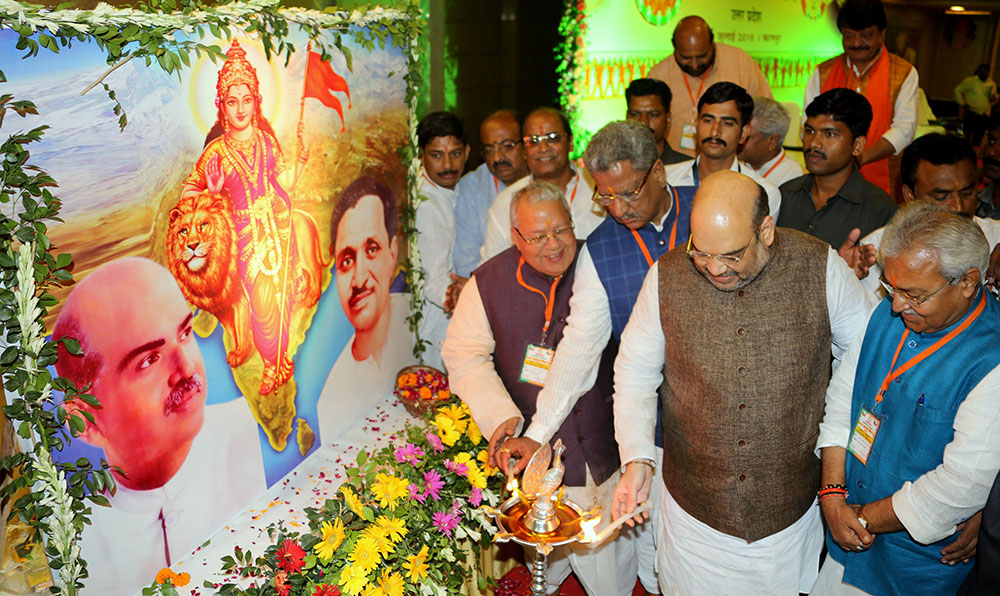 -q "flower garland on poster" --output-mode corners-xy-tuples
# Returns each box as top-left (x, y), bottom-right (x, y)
(0, 1), (427, 593)
(188, 398), (503, 596)
(556, 0), (590, 159)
